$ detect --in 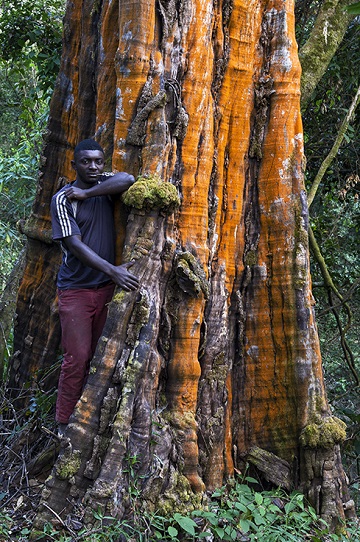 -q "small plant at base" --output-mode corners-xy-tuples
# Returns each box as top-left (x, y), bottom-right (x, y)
(190, 478), (343, 542)
(3, 467), (357, 541)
